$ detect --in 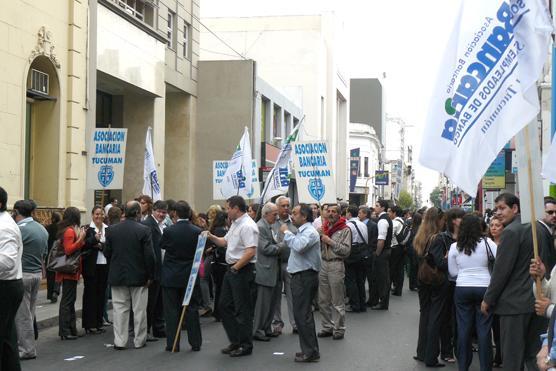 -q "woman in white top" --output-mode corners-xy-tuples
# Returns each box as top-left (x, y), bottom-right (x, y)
(448, 214), (497, 371)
